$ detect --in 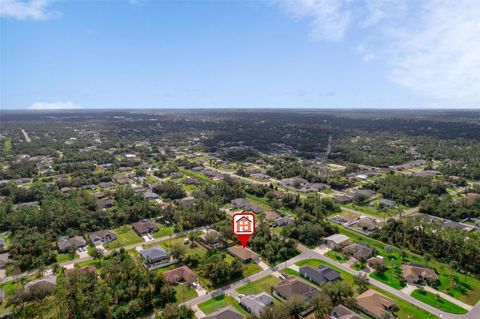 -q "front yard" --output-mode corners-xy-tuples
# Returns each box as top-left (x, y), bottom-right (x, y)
(411, 289), (467, 314)
(236, 275), (280, 295)
(104, 225), (143, 250)
(198, 295), (247, 315)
